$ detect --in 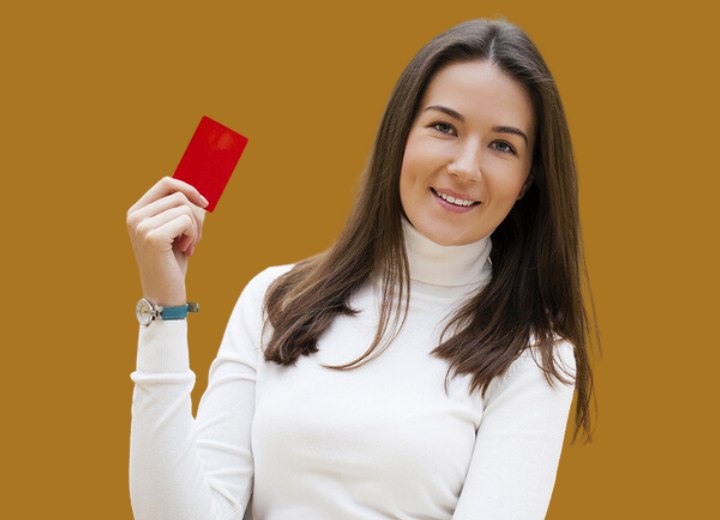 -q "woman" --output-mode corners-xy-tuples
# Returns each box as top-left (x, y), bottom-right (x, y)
(127, 18), (597, 520)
